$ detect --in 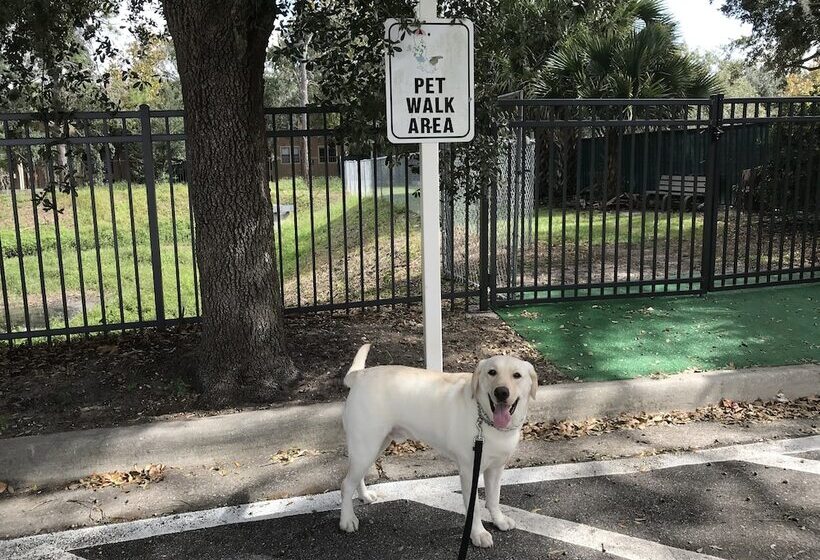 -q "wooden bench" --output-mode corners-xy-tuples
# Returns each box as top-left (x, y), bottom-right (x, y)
(645, 175), (707, 209)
